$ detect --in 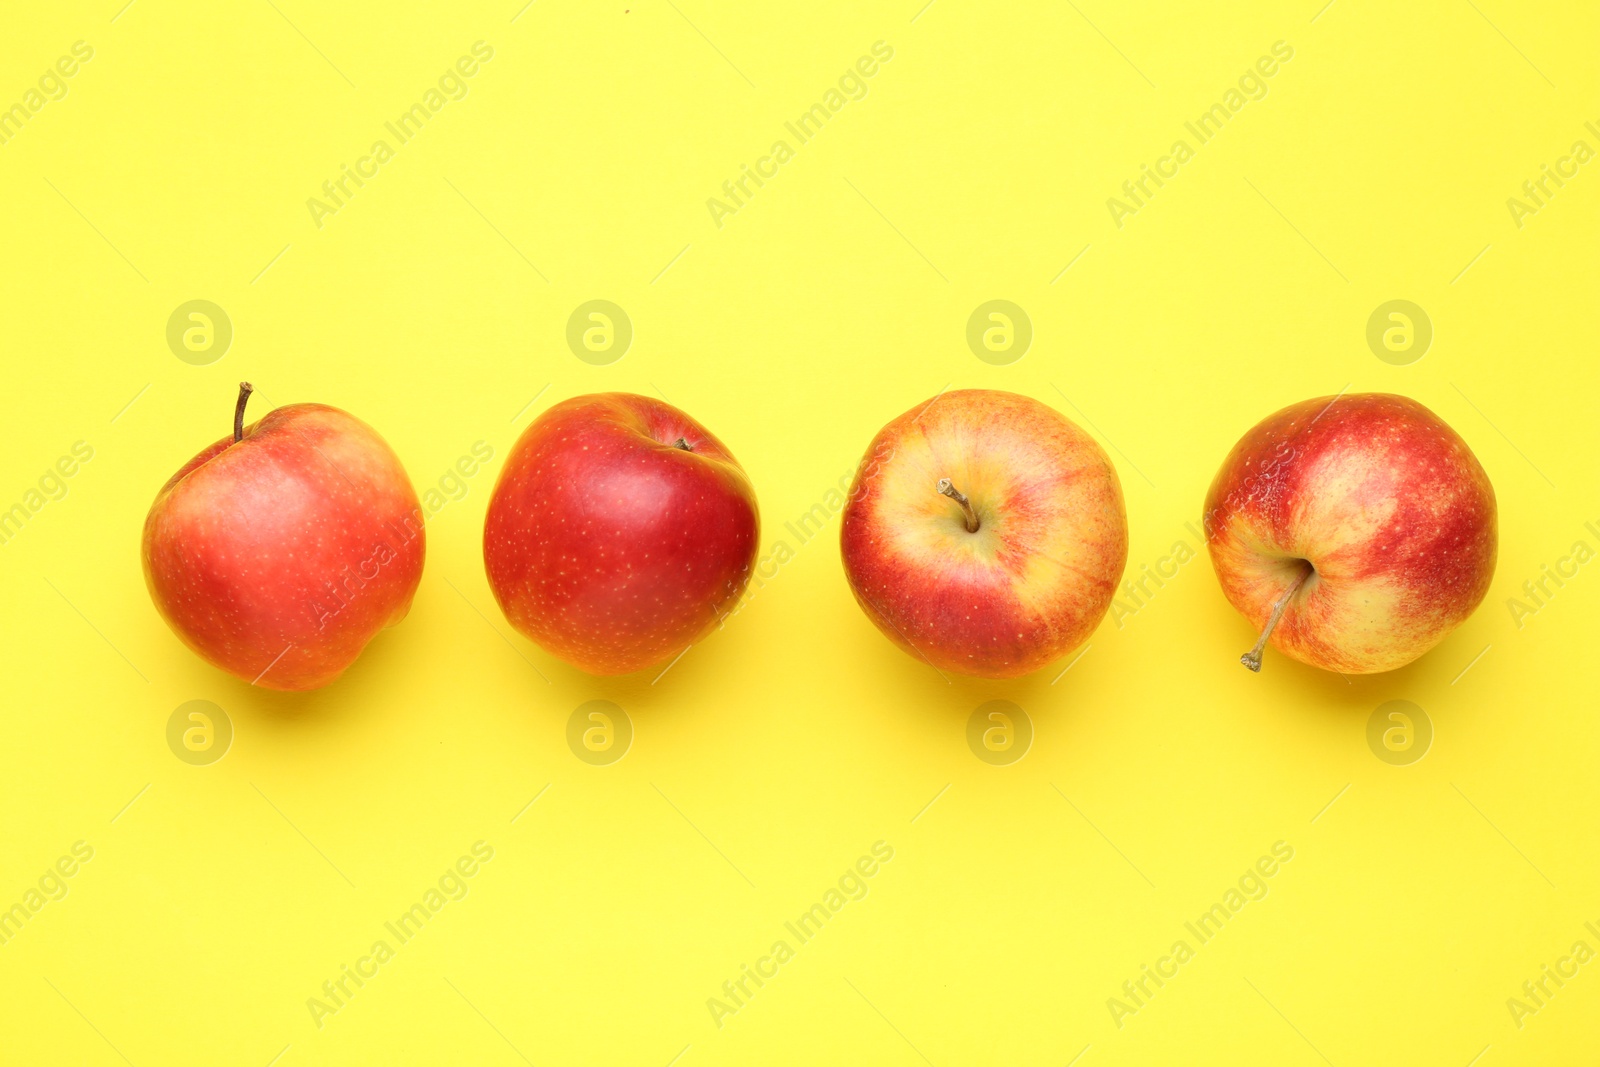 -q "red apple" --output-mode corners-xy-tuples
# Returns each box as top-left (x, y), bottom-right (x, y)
(839, 389), (1128, 679)
(142, 384), (425, 691)
(483, 392), (759, 675)
(1204, 392), (1496, 674)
